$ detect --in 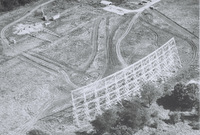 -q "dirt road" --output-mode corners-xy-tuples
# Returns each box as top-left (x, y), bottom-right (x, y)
(150, 9), (199, 42)
(1, 0), (56, 48)
(140, 17), (198, 65)
(78, 17), (103, 71)
(115, 0), (161, 68)
(116, 13), (141, 67)
(19, 52), (78, 88)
